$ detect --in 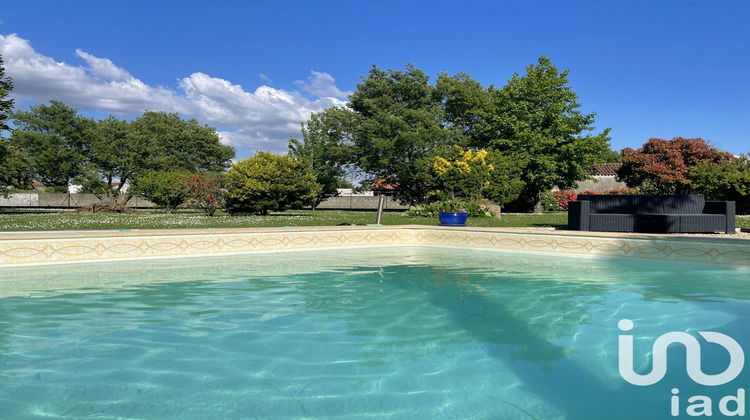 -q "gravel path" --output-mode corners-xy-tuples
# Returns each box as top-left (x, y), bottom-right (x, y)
(678, 229), (750, 239)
